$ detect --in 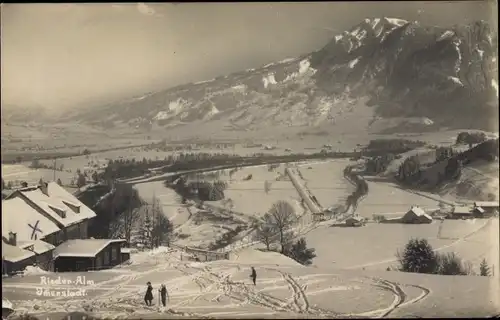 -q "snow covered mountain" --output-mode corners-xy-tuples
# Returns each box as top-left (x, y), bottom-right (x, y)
(60, 18), (498, 131)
